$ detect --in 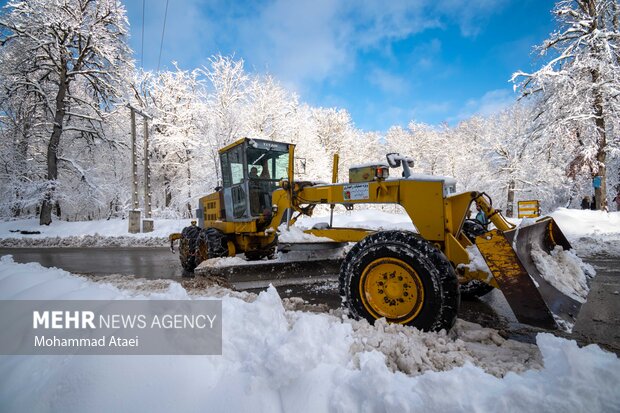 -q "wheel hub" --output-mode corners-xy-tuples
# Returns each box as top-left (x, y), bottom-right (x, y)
(360, 257), (424, 323)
